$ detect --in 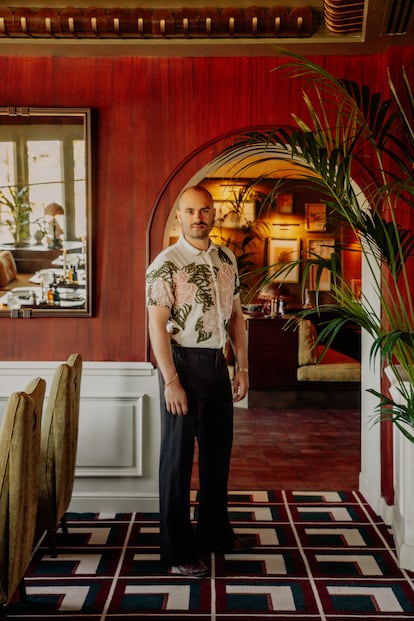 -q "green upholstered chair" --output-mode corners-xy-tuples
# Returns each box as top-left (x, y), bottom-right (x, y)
(297, 319), (361, 382)
(0, 377), (46, 620)
(37, 354), (83, 557)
